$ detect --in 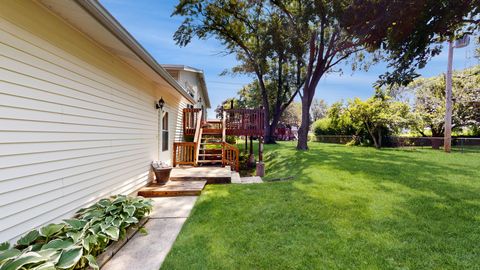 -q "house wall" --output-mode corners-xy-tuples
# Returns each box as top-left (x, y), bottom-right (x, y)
(178, 70), (209, 119)
(0, 0), (190, 242)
